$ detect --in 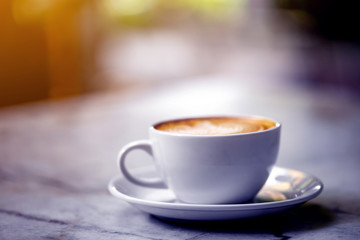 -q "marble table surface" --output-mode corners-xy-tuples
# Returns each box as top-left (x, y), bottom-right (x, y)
(1, 77), (360, 239)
